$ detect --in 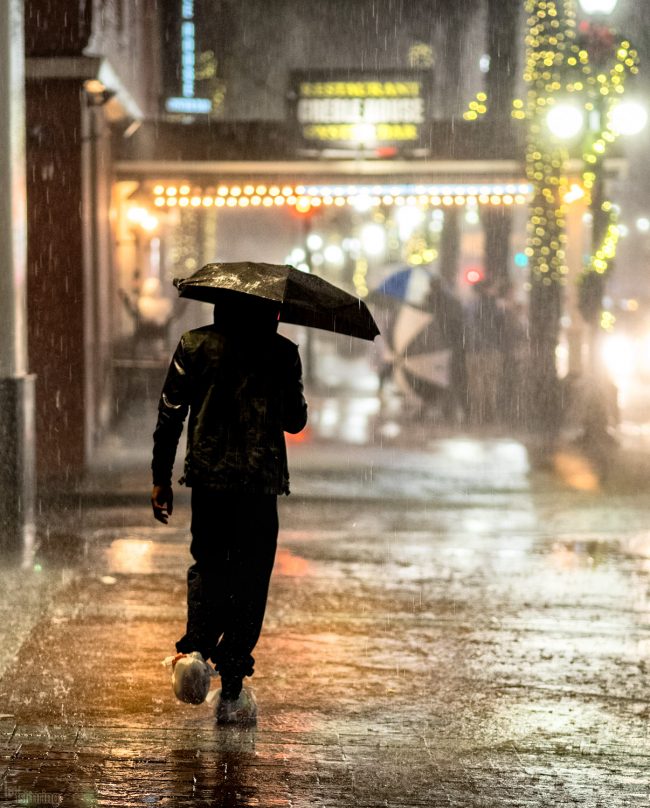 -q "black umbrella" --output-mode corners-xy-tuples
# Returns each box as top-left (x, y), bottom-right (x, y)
(173, 262), (380, 341)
